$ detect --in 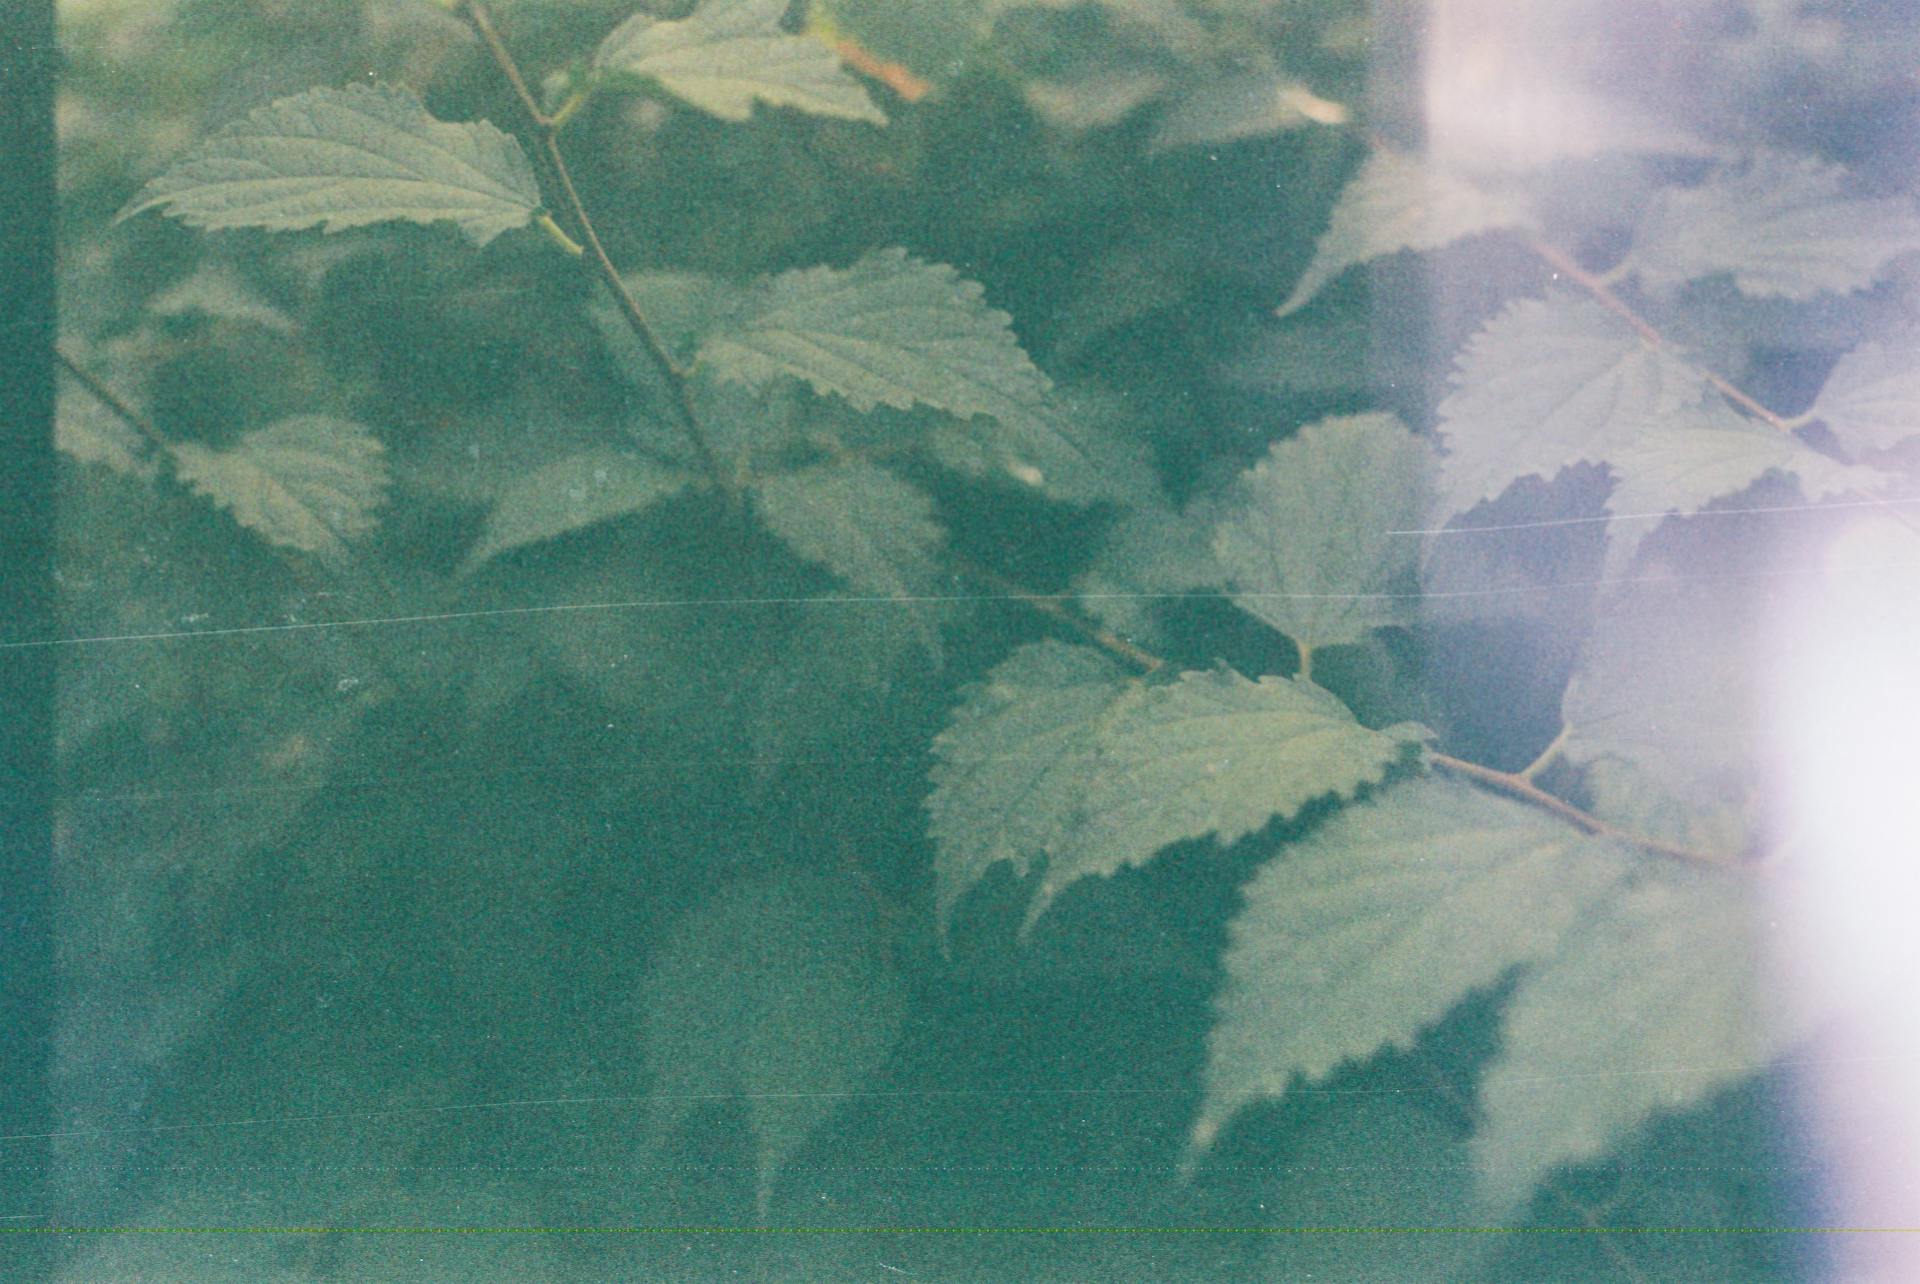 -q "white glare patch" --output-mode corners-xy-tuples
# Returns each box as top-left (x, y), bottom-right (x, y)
(1768, 514), (1920, 1258)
